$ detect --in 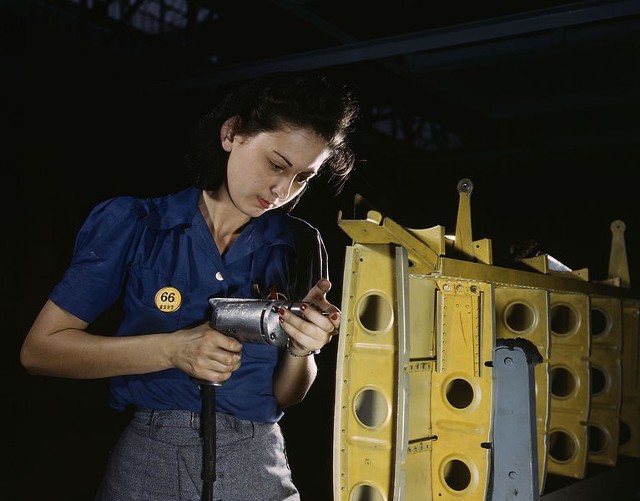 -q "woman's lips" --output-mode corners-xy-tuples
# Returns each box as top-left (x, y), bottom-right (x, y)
(258, 196), (273, 209)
